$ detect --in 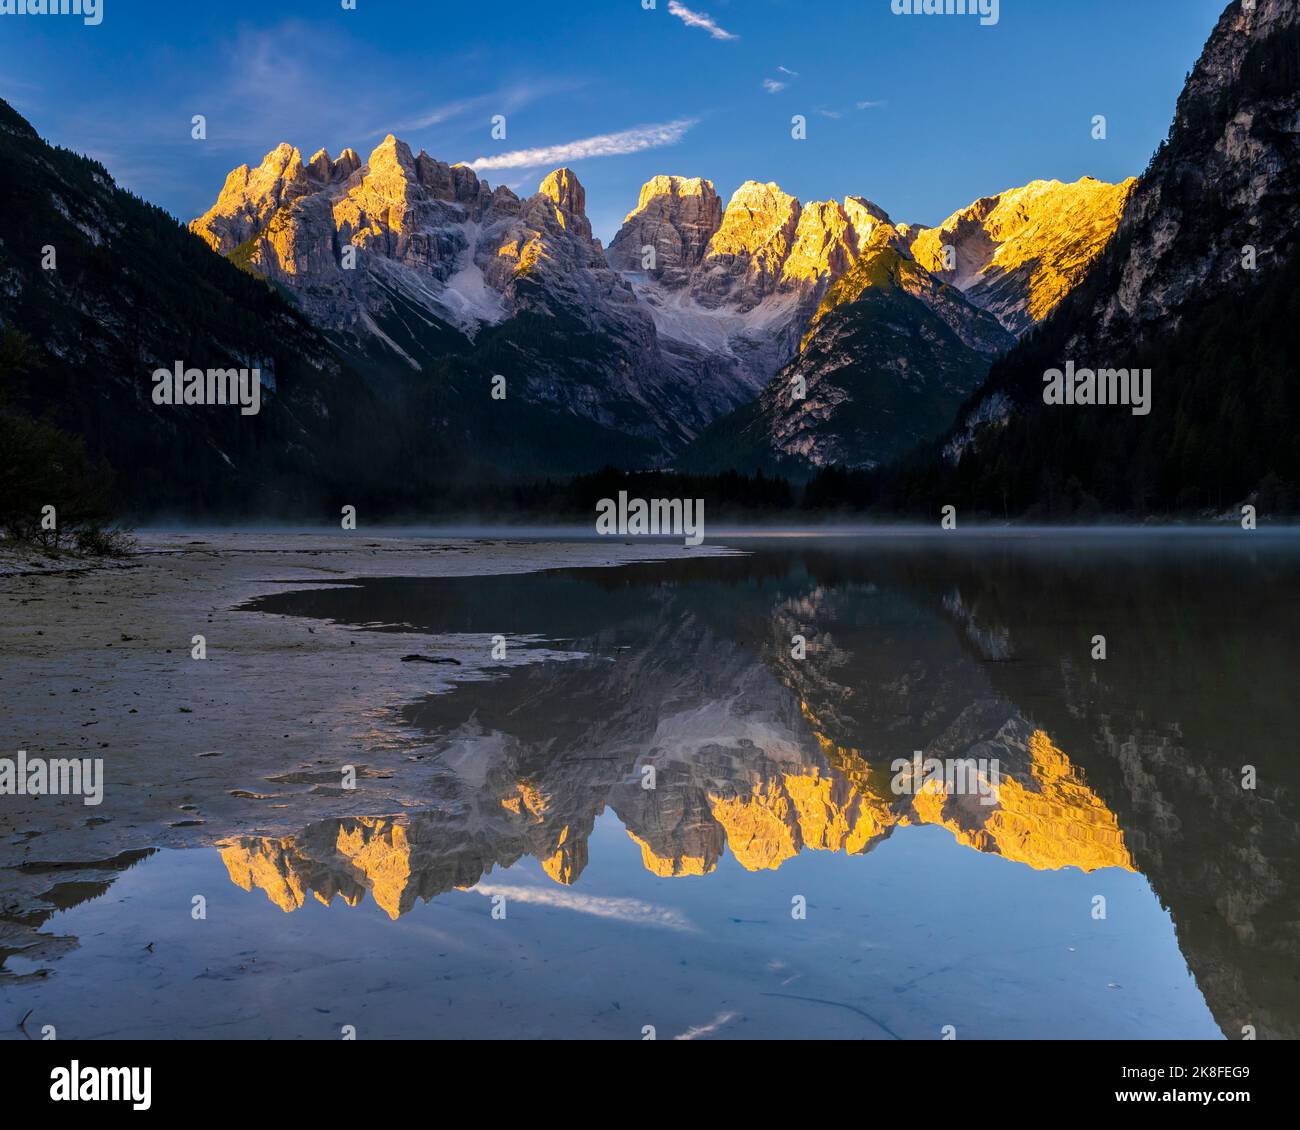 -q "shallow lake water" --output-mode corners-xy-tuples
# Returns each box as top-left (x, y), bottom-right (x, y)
(4, 534), (1298, 1039)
